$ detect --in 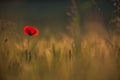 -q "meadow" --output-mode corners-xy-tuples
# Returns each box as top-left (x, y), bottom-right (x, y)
(0, 0), (120, 80)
